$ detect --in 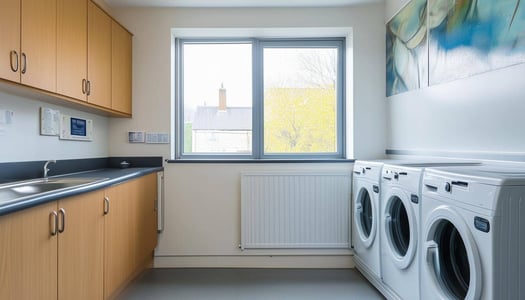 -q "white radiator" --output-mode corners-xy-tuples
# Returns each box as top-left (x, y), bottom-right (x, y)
(240, 171), (351, 249)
